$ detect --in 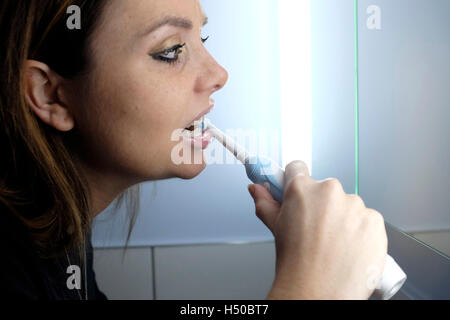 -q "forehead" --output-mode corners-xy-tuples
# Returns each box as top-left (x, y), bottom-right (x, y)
(100, 0), (205, 32)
